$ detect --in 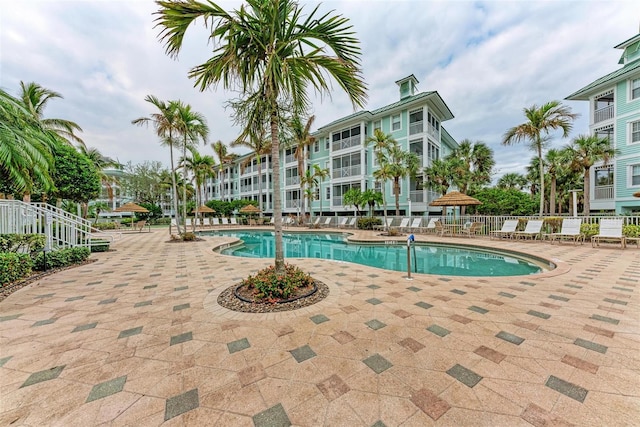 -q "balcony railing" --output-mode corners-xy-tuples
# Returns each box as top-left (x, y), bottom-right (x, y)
(332, 165), (361, 179)
(594, 185), (613, 200)
(332, 135), (360, 152)
(332, 197), (343, 206)
(409, 121), (423, 135)
(285, 154), (296, 164)
(427, 124), (438, 139)
(285, 176), (300, 186)
(594, 105), (614, 123)
(410, 190), (424, 203)
(285, 200), (300, 209)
